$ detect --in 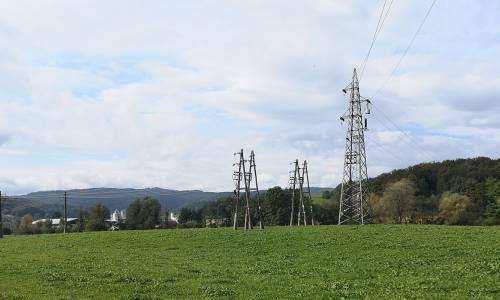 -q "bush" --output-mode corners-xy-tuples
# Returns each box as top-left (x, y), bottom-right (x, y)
(178, 220), (202, 228)
(161, 220), (178, 229)
(2, 227), (12, 235)
(17, 214), (34, 235)
(86, 203), (110, 231)
(126, 197), (161, 230)
(439, 192), (476, 225)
